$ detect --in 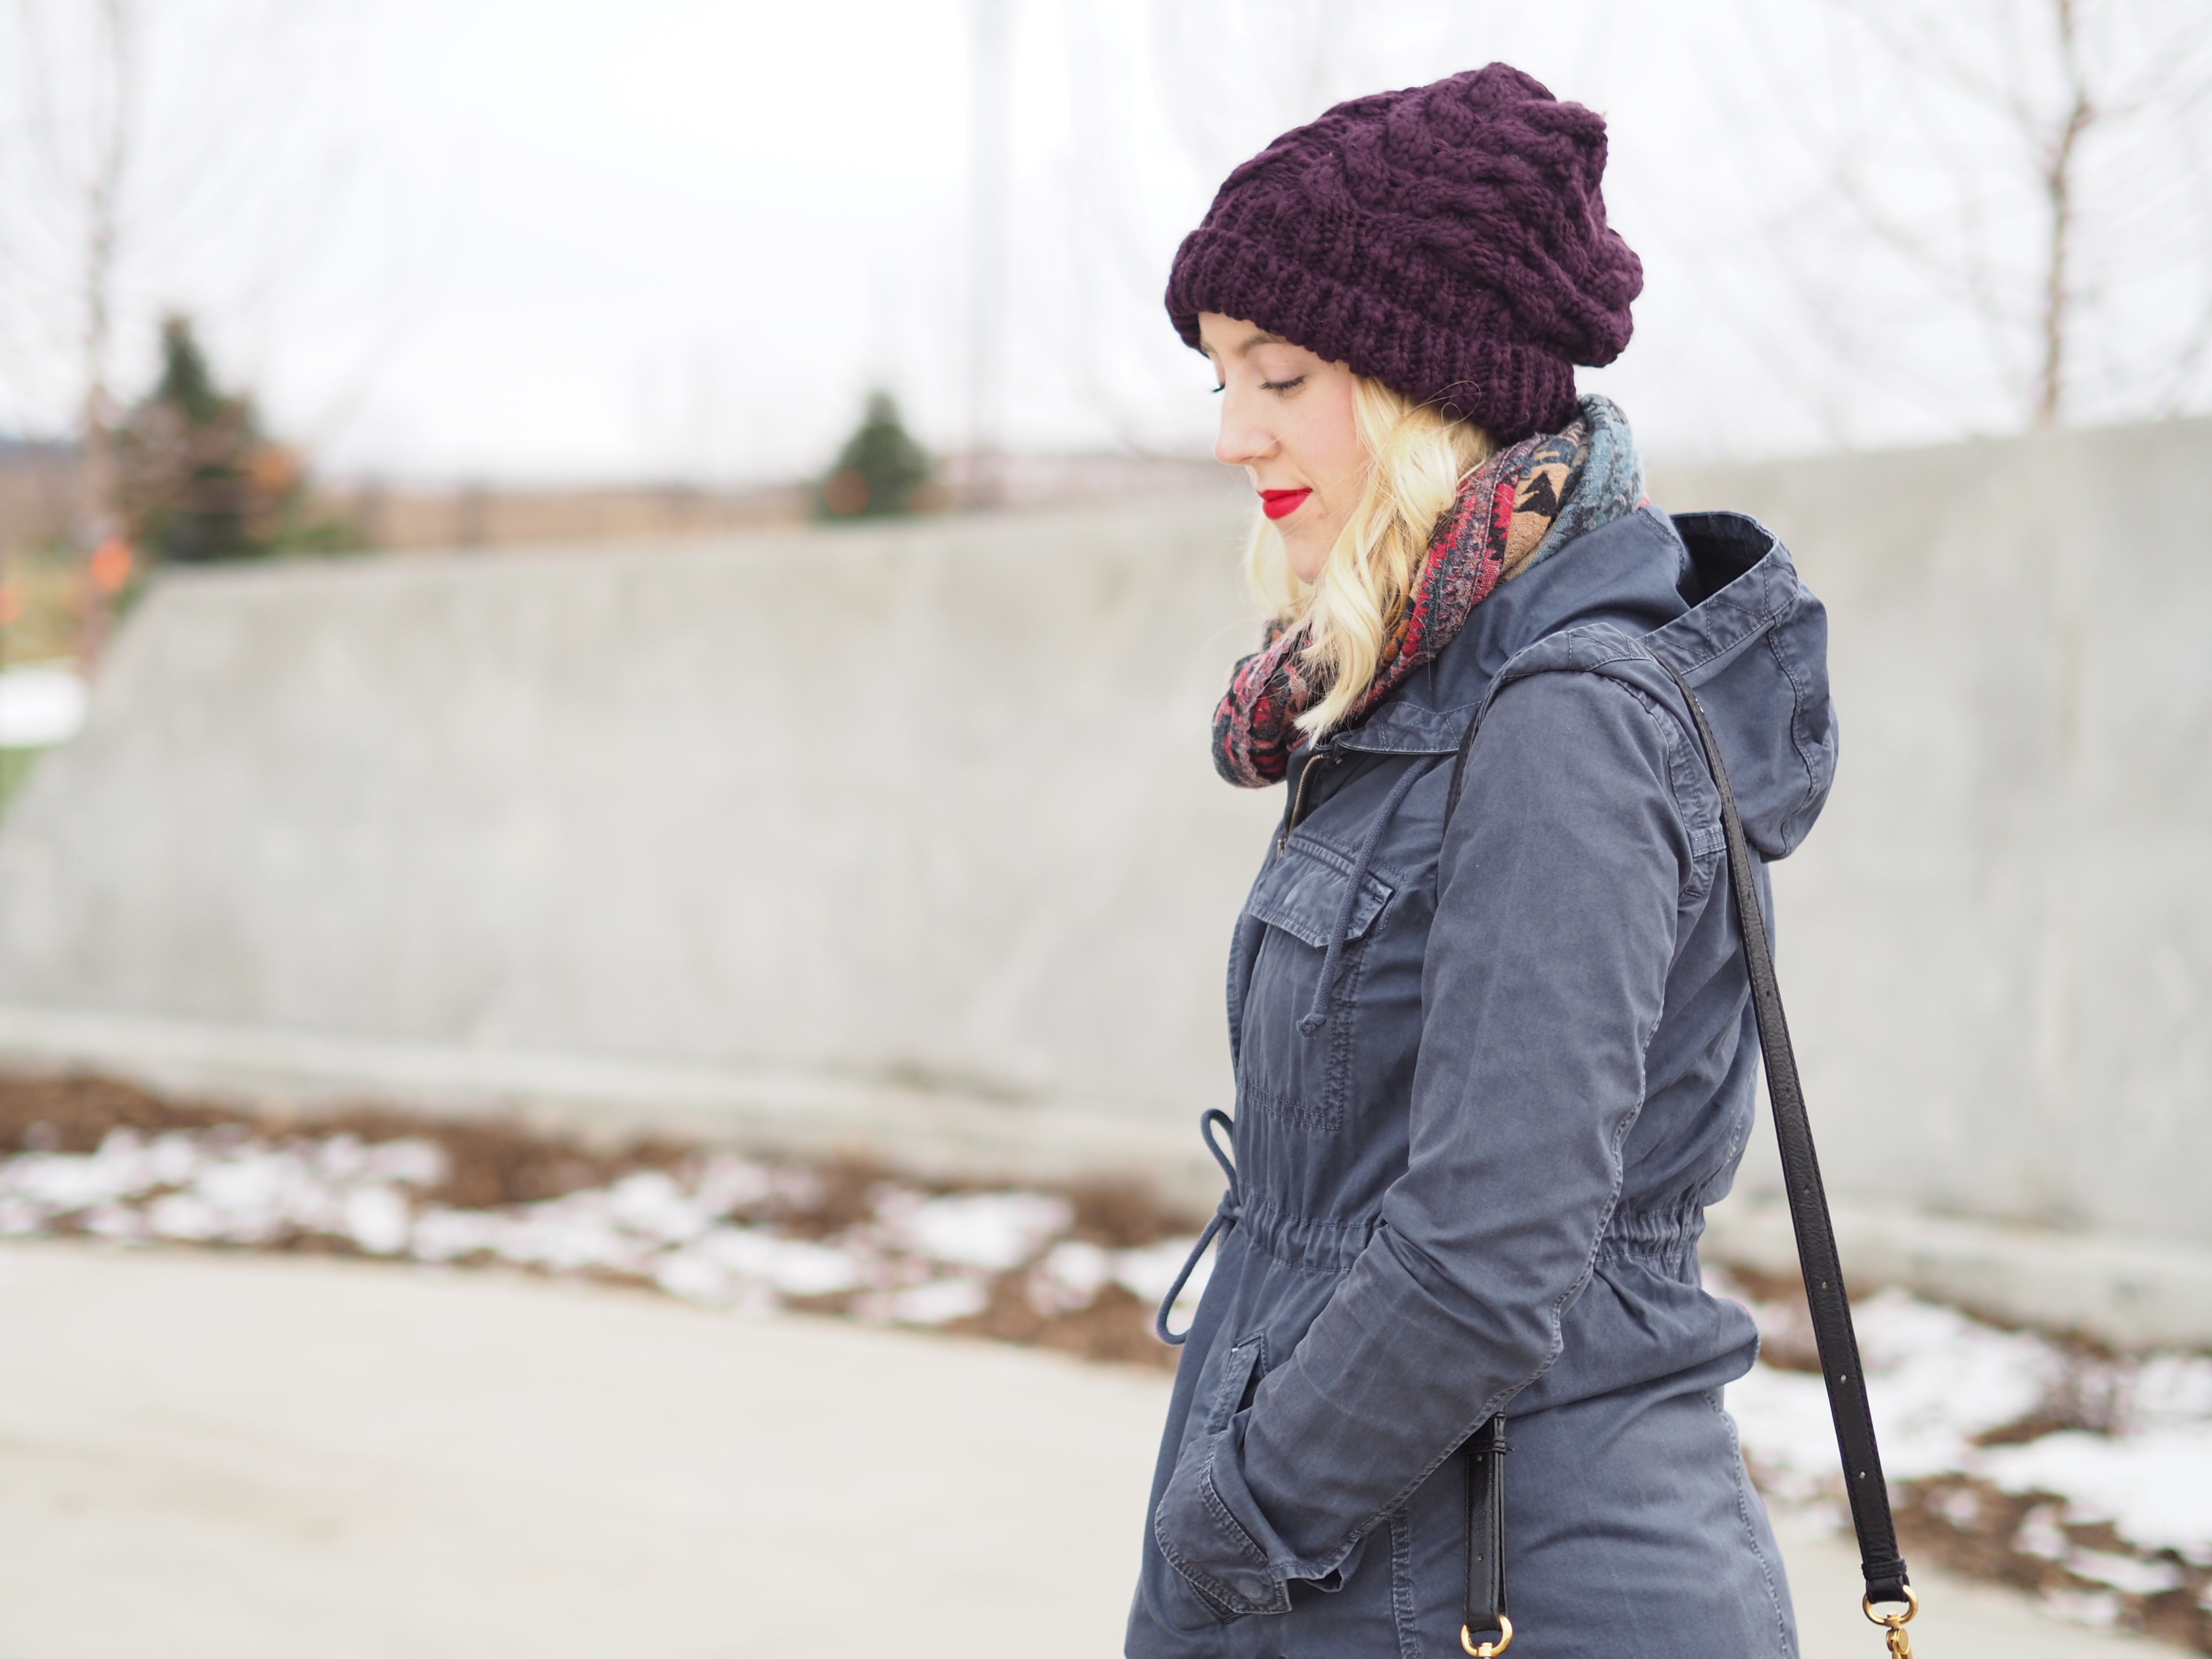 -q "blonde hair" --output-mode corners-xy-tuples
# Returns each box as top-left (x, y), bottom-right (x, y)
(1249, 377), (1494, 740)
